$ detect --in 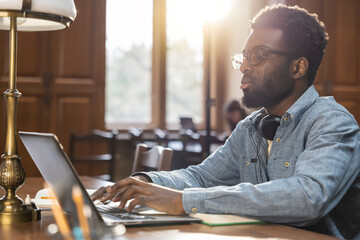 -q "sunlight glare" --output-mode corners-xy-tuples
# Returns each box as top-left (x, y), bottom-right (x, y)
(170, 0), (233, 24)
